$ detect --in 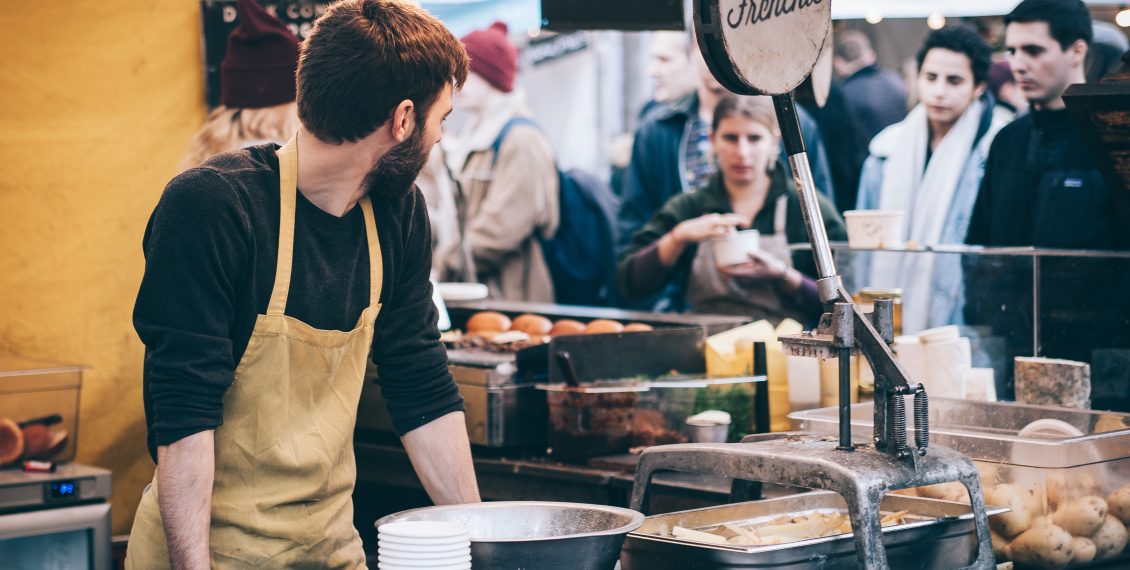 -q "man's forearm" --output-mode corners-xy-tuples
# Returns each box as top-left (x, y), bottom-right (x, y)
(156, 431), (215, 570)
(401, 412), (481, 504)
